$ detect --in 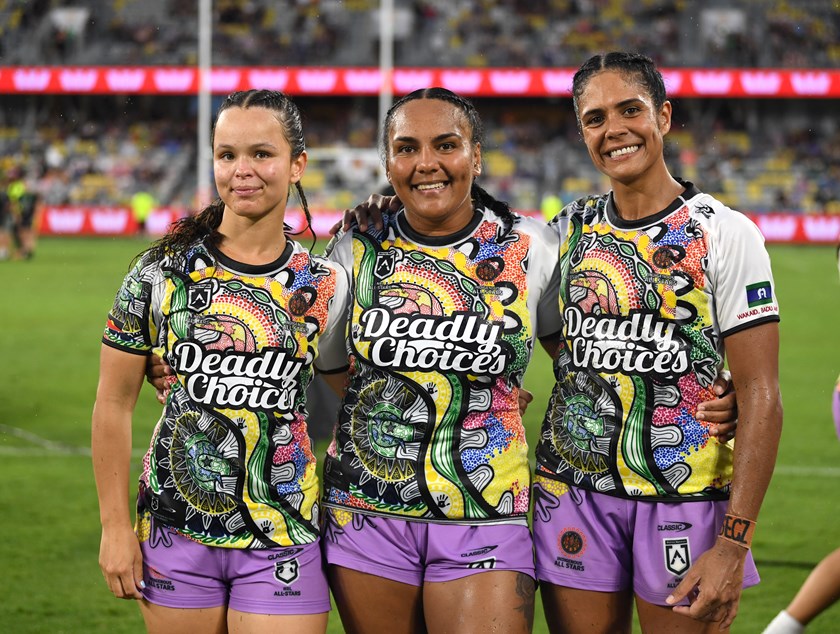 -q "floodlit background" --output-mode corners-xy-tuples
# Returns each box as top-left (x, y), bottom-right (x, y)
(0, 1), (839, 632)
